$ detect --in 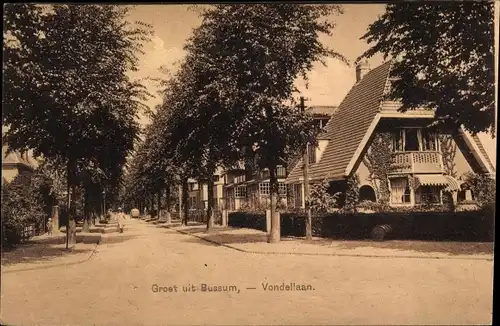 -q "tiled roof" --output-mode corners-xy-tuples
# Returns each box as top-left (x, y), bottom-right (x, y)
(286, 61), (392, 183)
(471, 134), (495, 172)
